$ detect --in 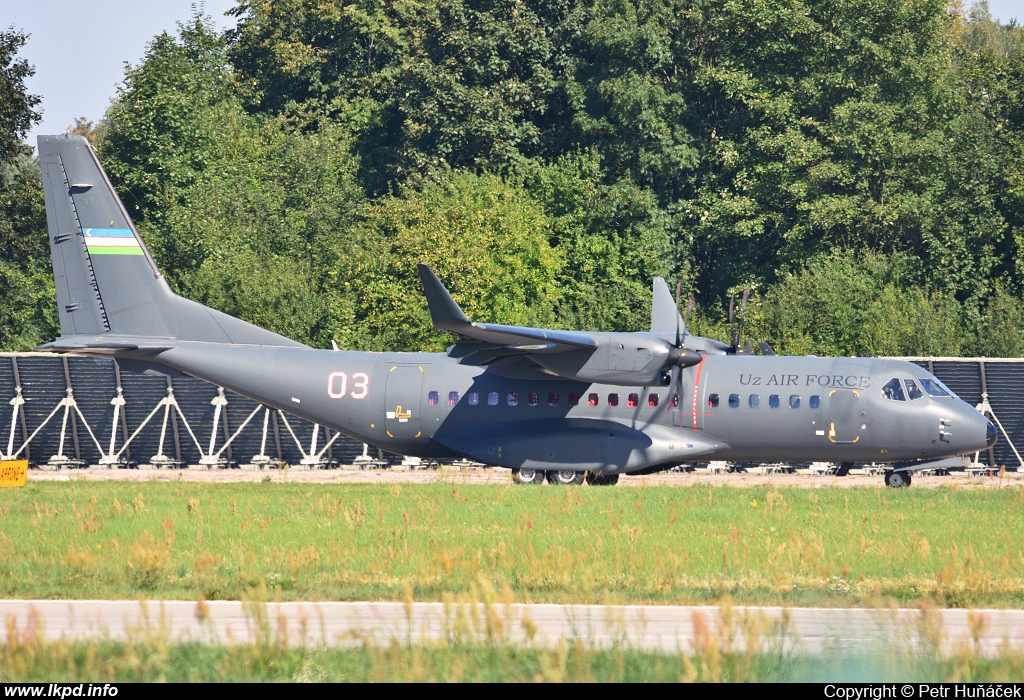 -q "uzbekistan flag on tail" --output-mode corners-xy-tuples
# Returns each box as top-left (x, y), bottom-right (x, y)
(83, 228), (143, 256)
